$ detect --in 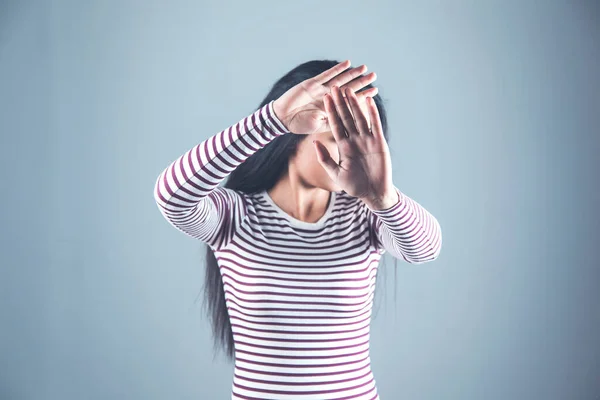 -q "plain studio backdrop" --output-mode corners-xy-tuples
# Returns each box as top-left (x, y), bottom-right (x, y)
(1, 1), (599, 399)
